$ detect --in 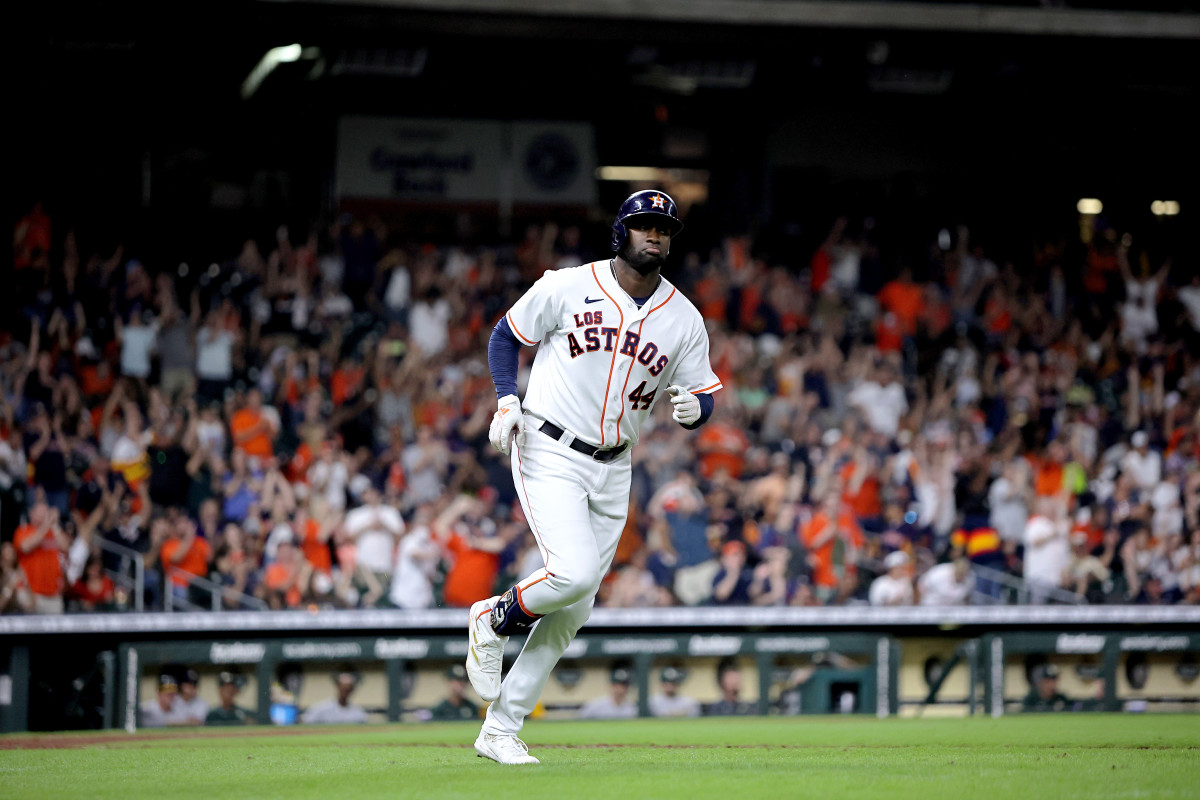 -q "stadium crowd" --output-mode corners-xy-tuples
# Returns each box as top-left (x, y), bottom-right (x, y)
(3, 203), (1199, 615)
